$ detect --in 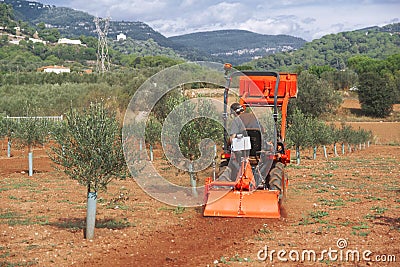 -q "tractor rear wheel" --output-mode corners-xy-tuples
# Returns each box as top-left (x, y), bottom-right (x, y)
(268, 162), (286, 202)
(268, 163), (284, 189)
